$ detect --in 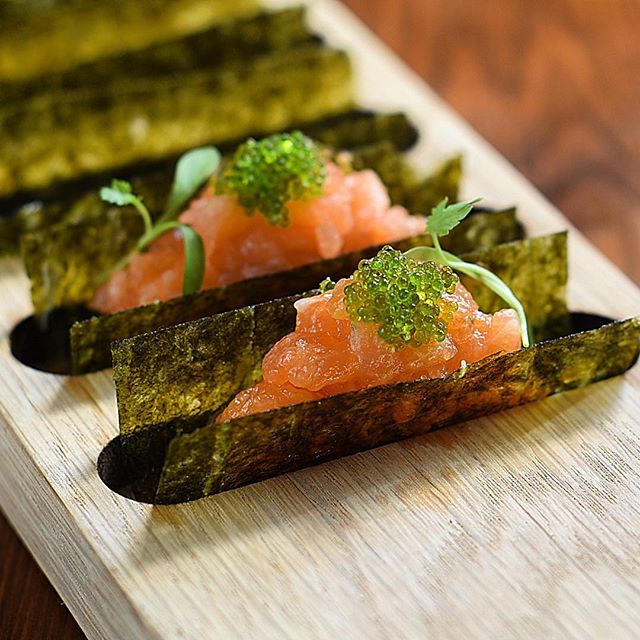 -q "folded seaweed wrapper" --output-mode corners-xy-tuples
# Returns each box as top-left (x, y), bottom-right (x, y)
(1, 42), (353, 200)
(112, 233), (570, 433)
(0, 0), (260, 83)
(104, 232), (639, 504)
(129, 316), (640, 503)
(24, 140), (461, 311)
(21, 142), (458, 313)
(2, 111), (420, 254)
(107, 232), (637, 506)
(2, 8), (312, 105)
